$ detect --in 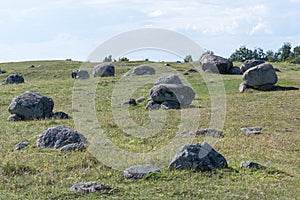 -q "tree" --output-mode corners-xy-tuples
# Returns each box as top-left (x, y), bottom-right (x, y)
(279, 42), (292, 61)
(184, 55), (193, 63)
(119, 57), (129, 62)
(103, 55), (112, 62)
(293, 46), (300, 56)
